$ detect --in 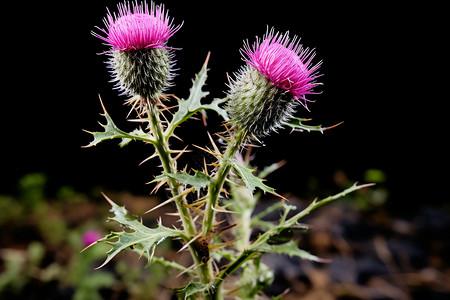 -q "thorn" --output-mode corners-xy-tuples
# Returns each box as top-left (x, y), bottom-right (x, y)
(173, 147), (191, 161)
(210, 222), (236, 237)
(159, 109), (171, 125)
(224, 178), (241, 186)
(356, 182), (376, 189)
(176, 262), (198, 278)
(80, 240), (98, 253)
(212, 259), (220, 276)
(125, 95), (141, 118)
(201, 111), (208, 127)
(139, 248), (146, 260)
(226, 72), (232, 86)
(203, 51), (211, 68)
(165, 212), (181, 217)
(203, 157), (209, 176)
(171, 133), (184, 142)
(127, 118), (150, 123)
(207, 132), (221, 154)
(98, 94), (108, 114)
(323, 121), (344, 132)
(149, 179), (167, 194)
(159, 104), (179, 112)
(209, 239), (240, 251)
(192, 215), (200, 224)
(215, 132), (230, 144)
(212, 205), (236, 214)
(178, 232), (202, 253)
(139, 152), (159, 166)
(193, 144), (222, 158)
(145, 197), (176, 214)
(101, 192), (116, 207)
(244, 145), (253, 164)
(144, 187), (195, 214)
